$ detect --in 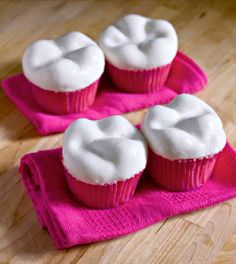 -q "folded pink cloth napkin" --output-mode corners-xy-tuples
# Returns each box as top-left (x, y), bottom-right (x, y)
(19, 142), (236, 249)
(2, 51), (207, 135)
